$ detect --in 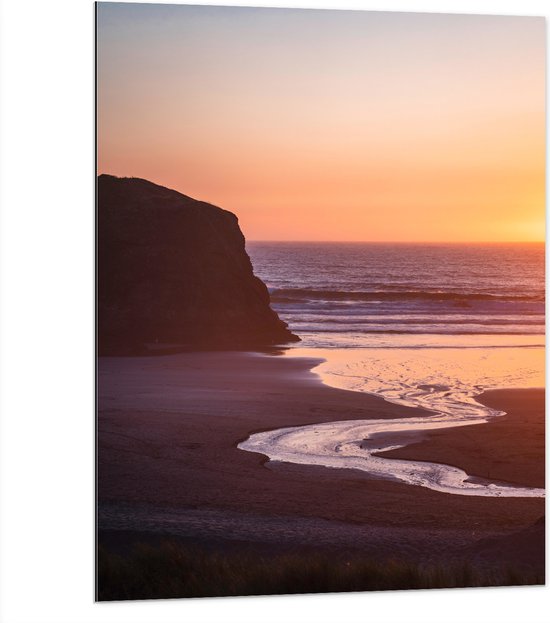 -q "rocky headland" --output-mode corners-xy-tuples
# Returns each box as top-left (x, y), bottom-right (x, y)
(97, 174), (298, 354)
